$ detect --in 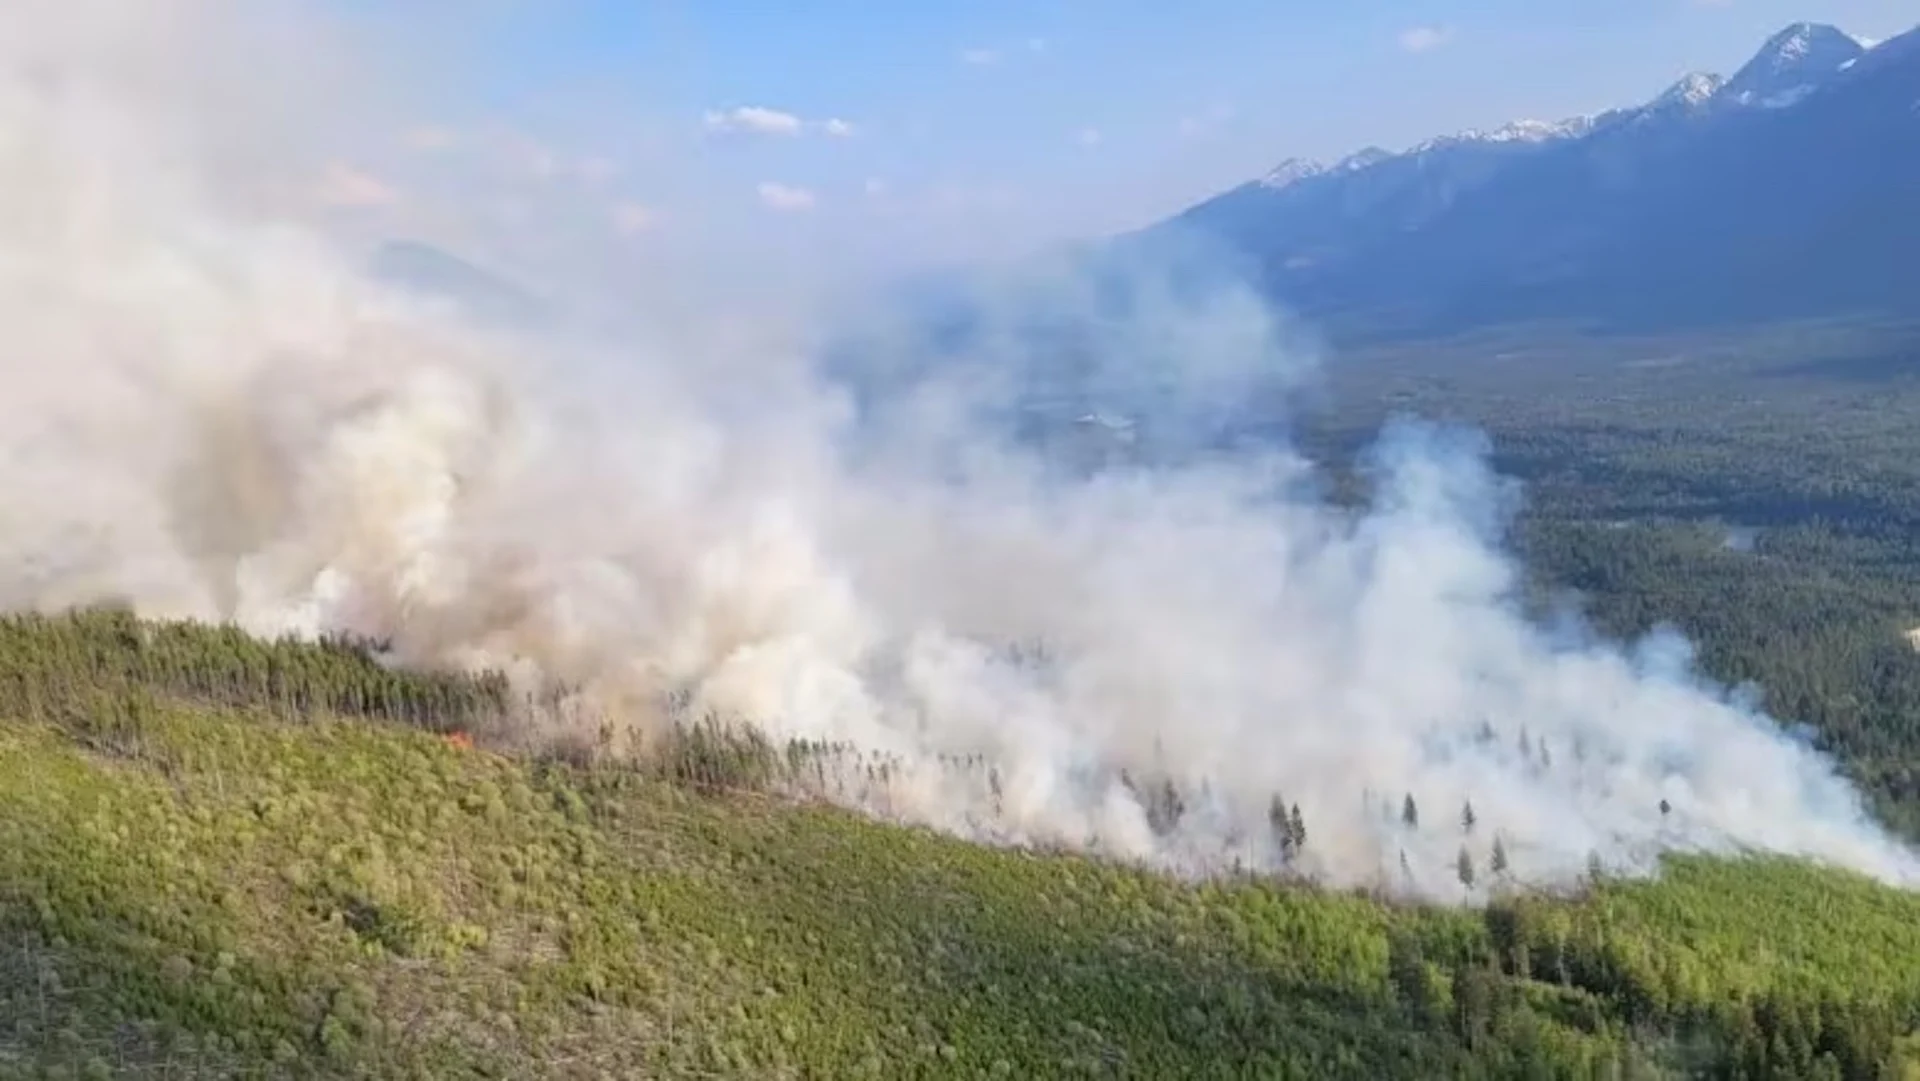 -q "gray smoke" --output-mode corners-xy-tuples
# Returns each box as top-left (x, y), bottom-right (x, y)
(2, 0), (1915, 903)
